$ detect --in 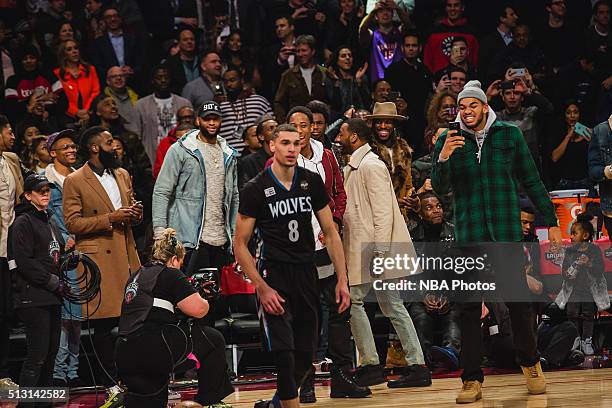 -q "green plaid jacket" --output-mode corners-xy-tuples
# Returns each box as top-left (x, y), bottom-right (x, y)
(431, 120), (558, 243)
